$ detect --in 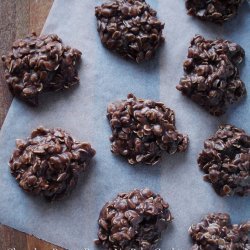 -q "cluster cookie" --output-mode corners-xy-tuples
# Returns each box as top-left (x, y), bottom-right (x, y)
(95, 0), (164, 63)
(96, 188), (172, 249)
(189, 213), (250, 249)
(198, 124), (250, 196)
(176, 35), (246, 116)
(9, 127), (96, 201)
(1, 1), (249, 247)
(107, 94), (188, 165)
(2, 33), (82, 105)
(185, 0), (244, 24)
